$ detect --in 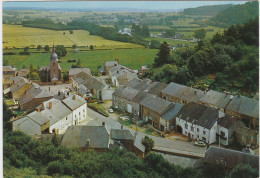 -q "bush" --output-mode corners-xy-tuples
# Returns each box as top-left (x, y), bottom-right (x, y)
(230, 164), (259, 178)
(142, 136), (154, 153)
(3, 52), (16, 55)
(19, 52), (30, 55)
(47, 161), (64, 175)
(44, 45), (50, 51)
